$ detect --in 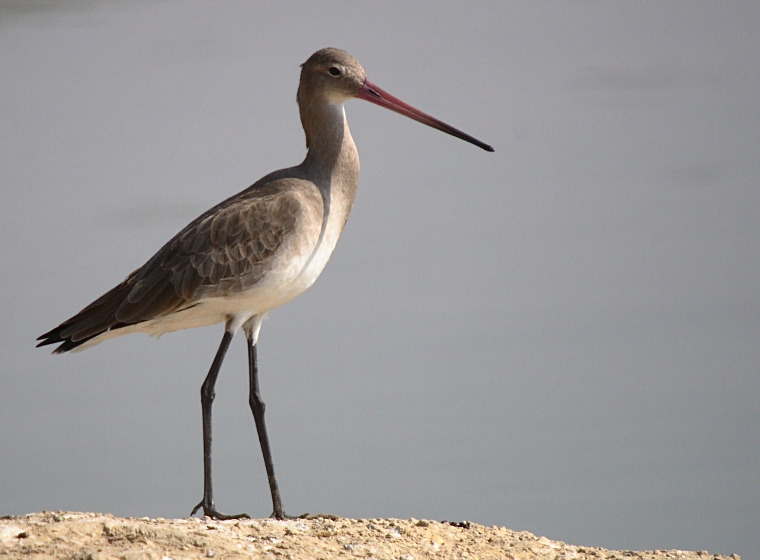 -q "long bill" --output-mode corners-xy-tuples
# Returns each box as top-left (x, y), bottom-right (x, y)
(357, 79), (494, 152)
